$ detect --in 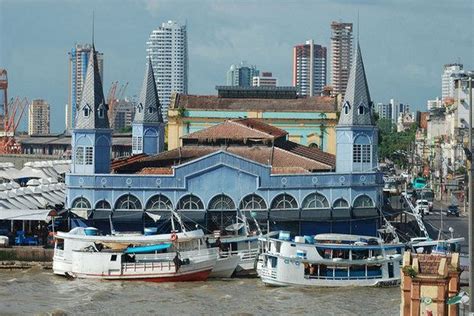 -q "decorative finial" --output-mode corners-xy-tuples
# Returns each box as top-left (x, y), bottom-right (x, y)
(92, 11), (95, 48)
